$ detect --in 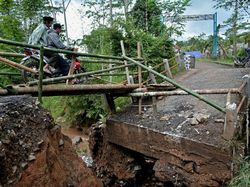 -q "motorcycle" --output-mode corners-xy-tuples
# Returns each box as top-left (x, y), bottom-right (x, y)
(234, 48), (250, 68)
(20, 48), (86, 83)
